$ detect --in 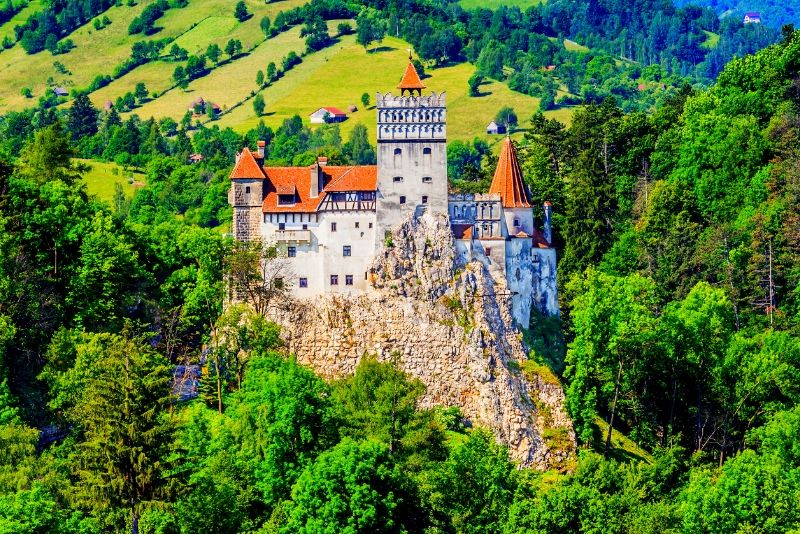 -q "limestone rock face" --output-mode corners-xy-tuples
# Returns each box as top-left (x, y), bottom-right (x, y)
(268, 212), (576, 469)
